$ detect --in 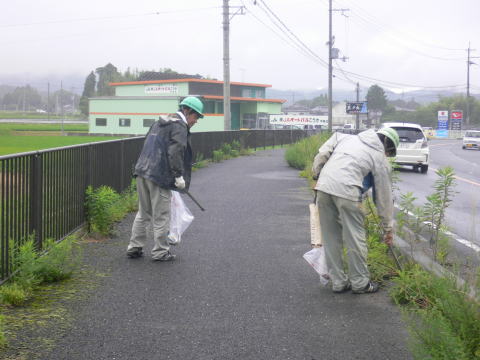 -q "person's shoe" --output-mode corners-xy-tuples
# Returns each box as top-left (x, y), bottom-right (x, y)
(126, 247), (143, 258)
(153, 252), (176, 262)
(352, 281), (379, 294)
(332, 283), (352, 293)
